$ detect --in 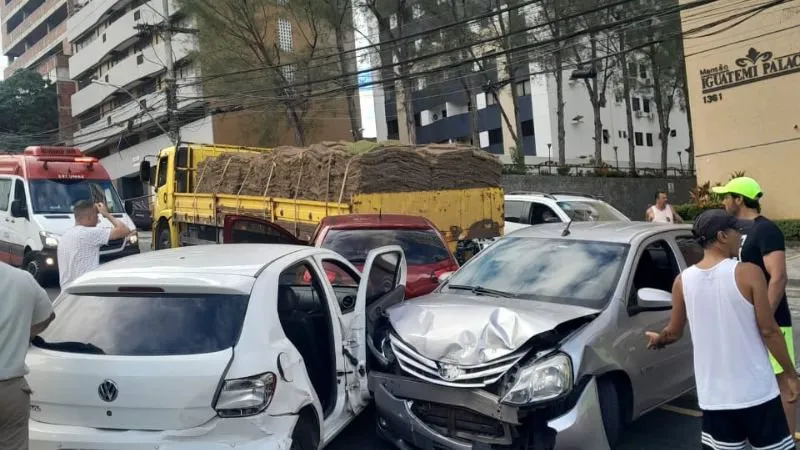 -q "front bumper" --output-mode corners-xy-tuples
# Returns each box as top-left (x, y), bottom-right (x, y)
(29, 413), (297, 450)
(370, 372), (609, 450)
